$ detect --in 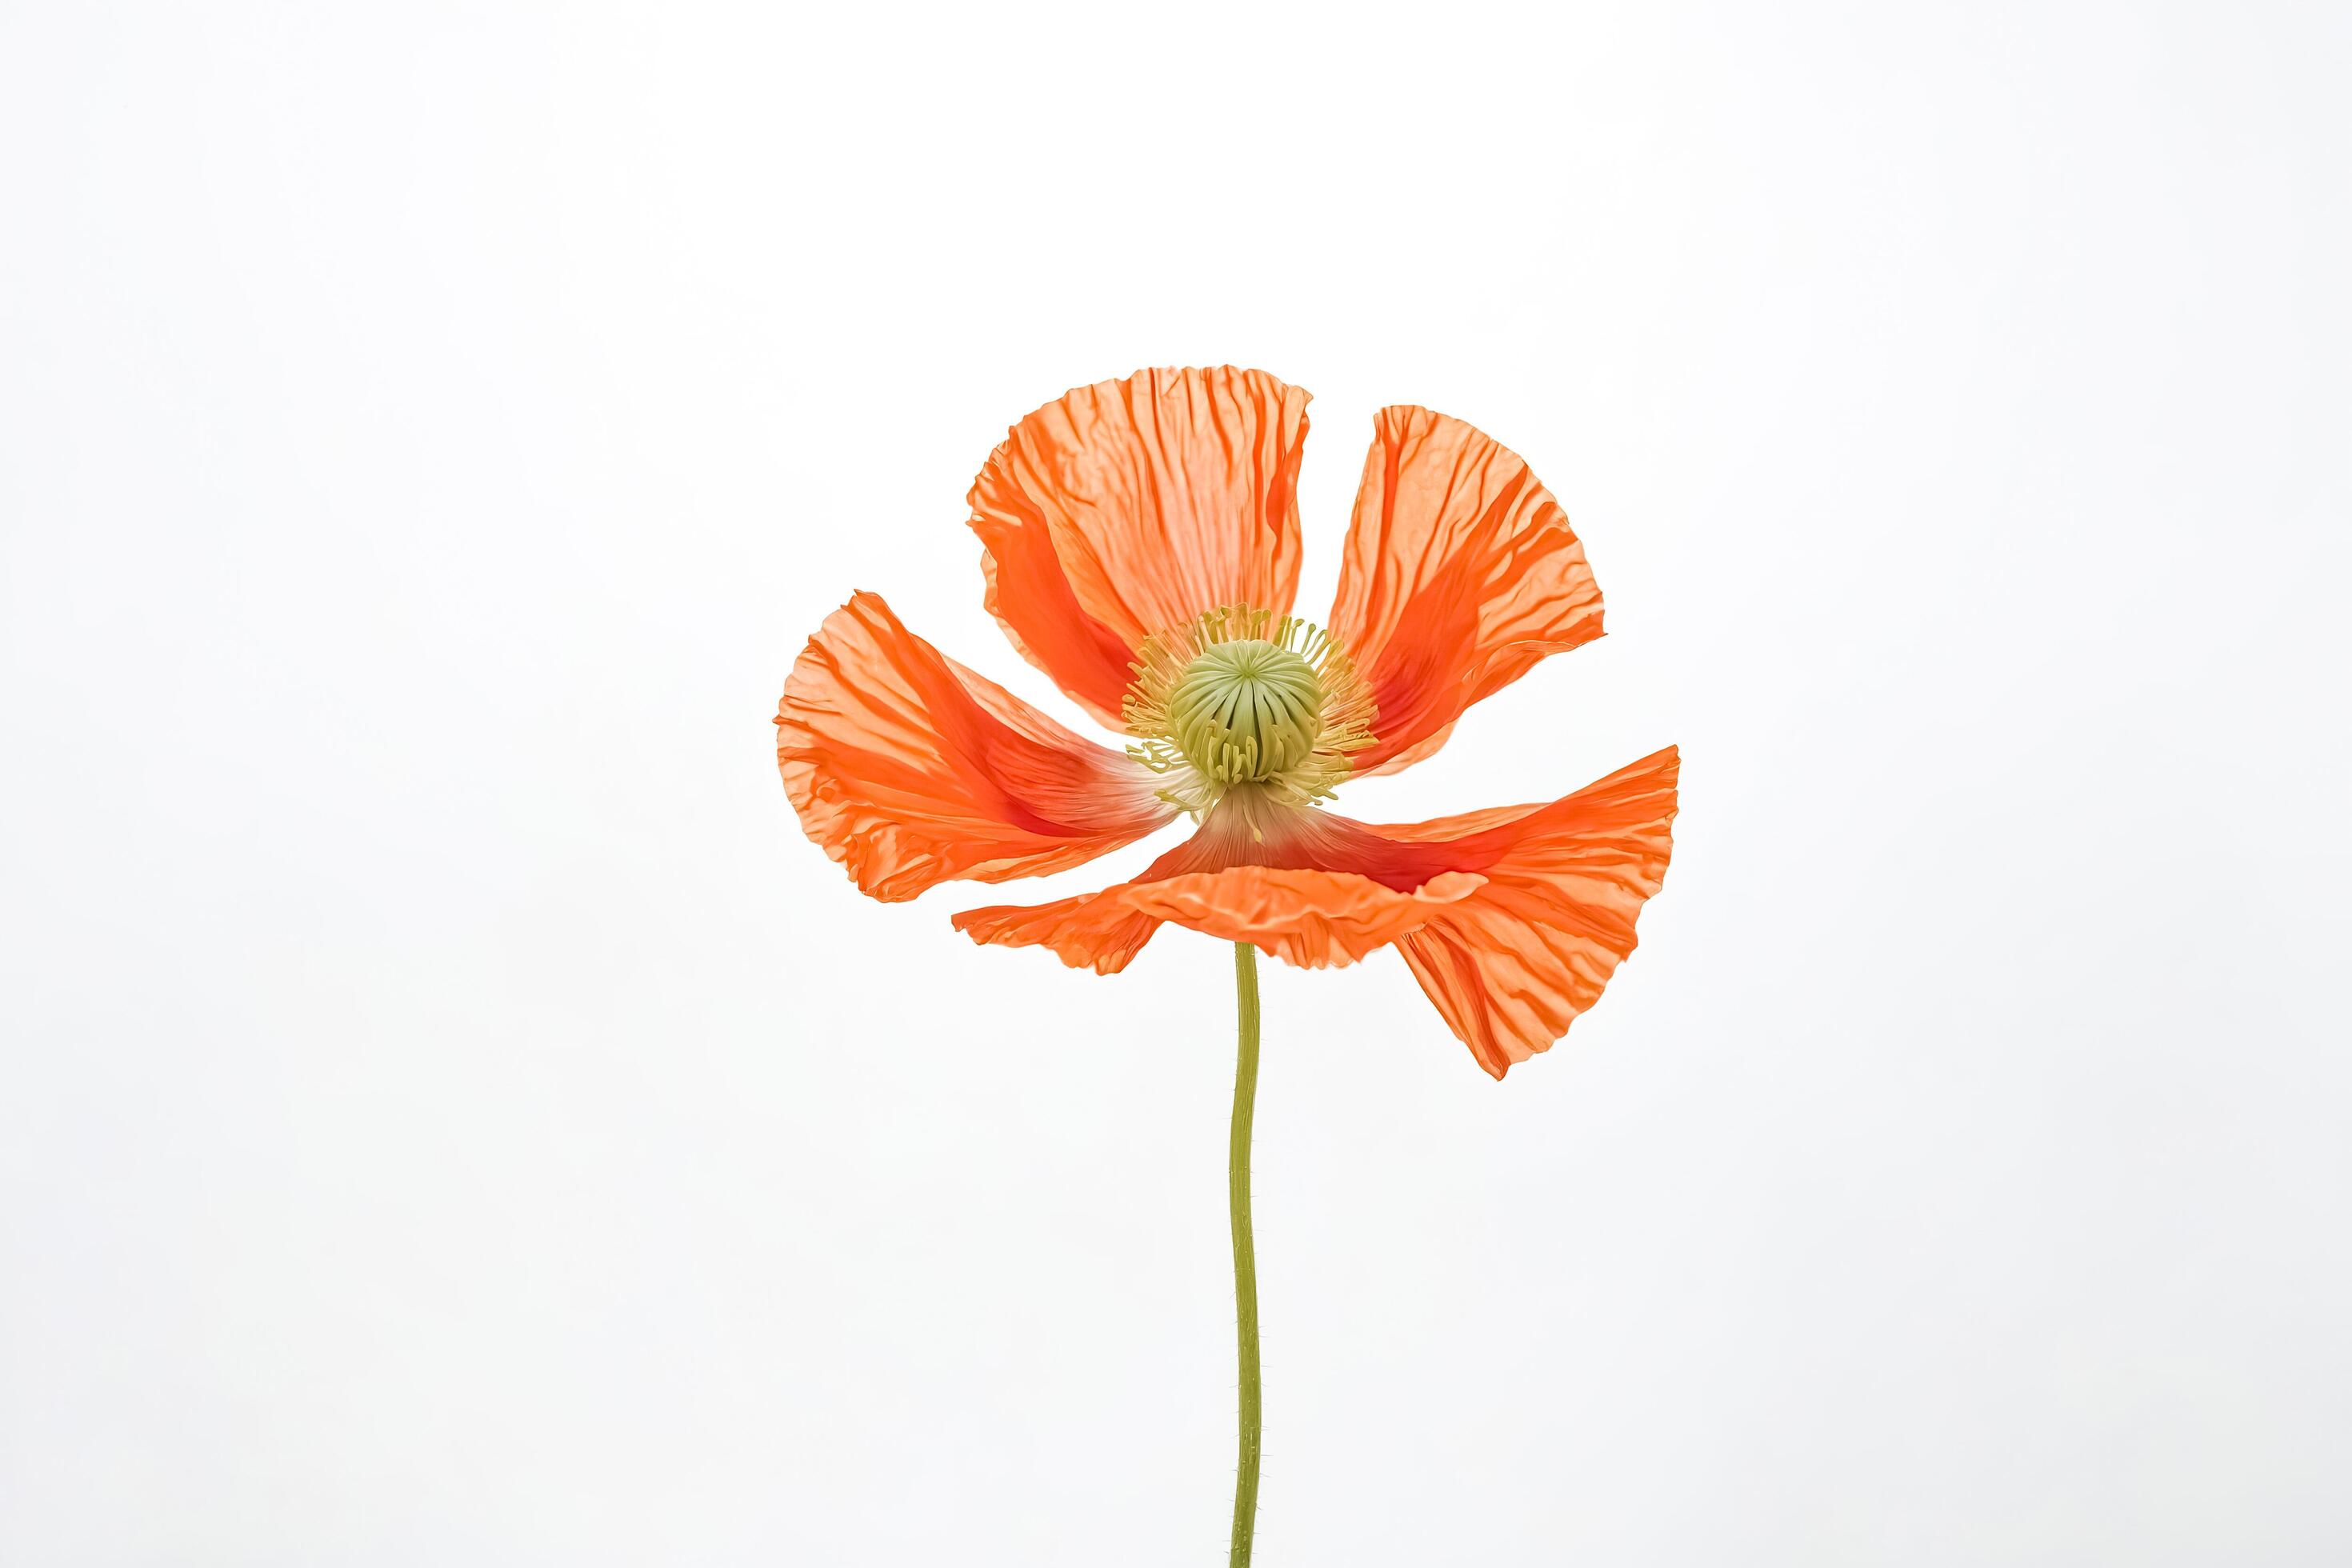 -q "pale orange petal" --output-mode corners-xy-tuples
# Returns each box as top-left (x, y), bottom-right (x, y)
(777, 593), (1178, 902)
(970, 367), (1311, 726)
(1329, 406), (1604, 773)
